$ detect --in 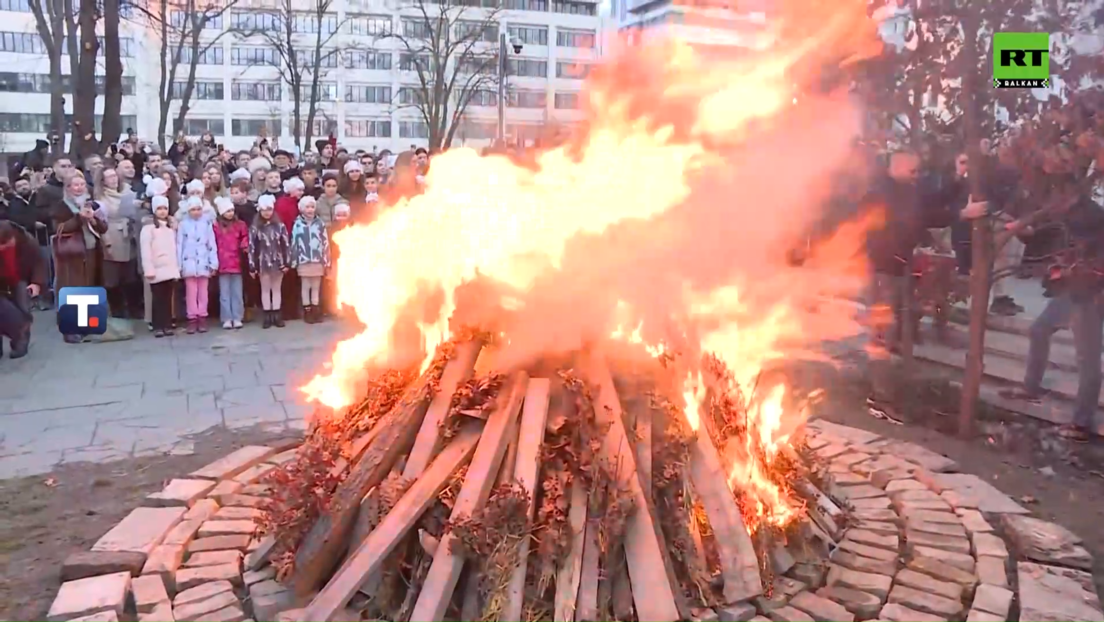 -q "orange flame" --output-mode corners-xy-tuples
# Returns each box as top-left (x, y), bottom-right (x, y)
(304, 3), (881, 542)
